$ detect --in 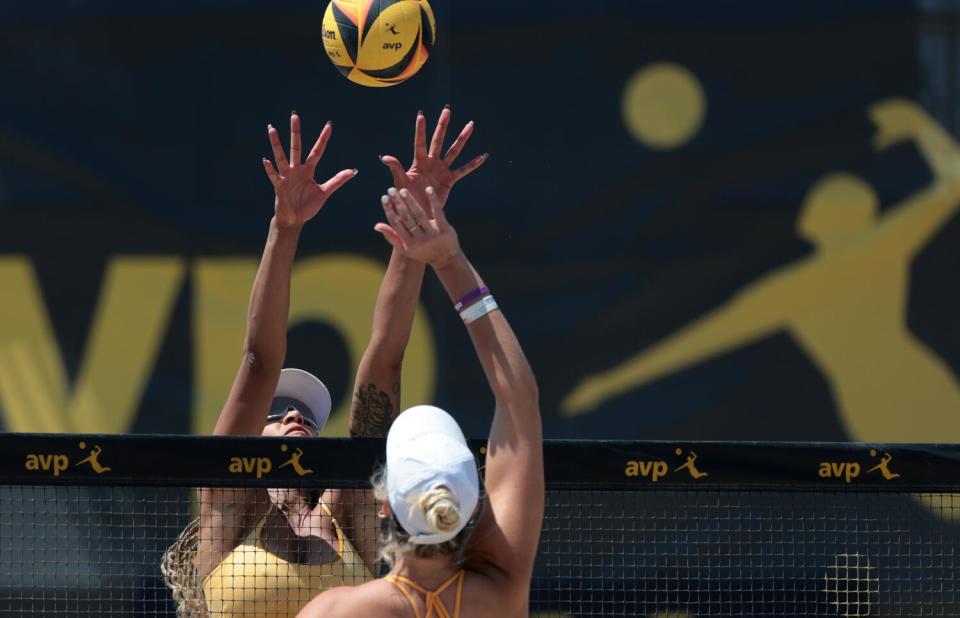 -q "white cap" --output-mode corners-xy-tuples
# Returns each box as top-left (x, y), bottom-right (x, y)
(269, 368), (332, 432)
(386, 405), (480, 545)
